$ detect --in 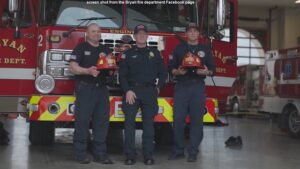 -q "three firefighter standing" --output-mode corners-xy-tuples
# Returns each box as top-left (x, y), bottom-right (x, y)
(69, 22), (215, 165)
